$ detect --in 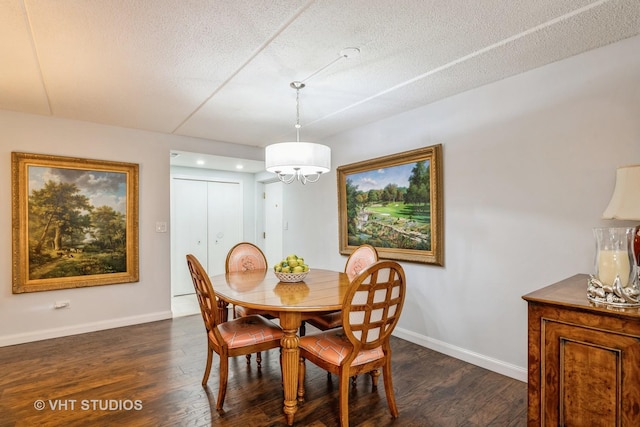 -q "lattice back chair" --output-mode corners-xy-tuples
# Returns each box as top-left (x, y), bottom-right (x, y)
(297, 260), (406, 427)
(303, 244), (379, 334)
(186, 254), (283, 411)
(225, 242), (279, 365)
